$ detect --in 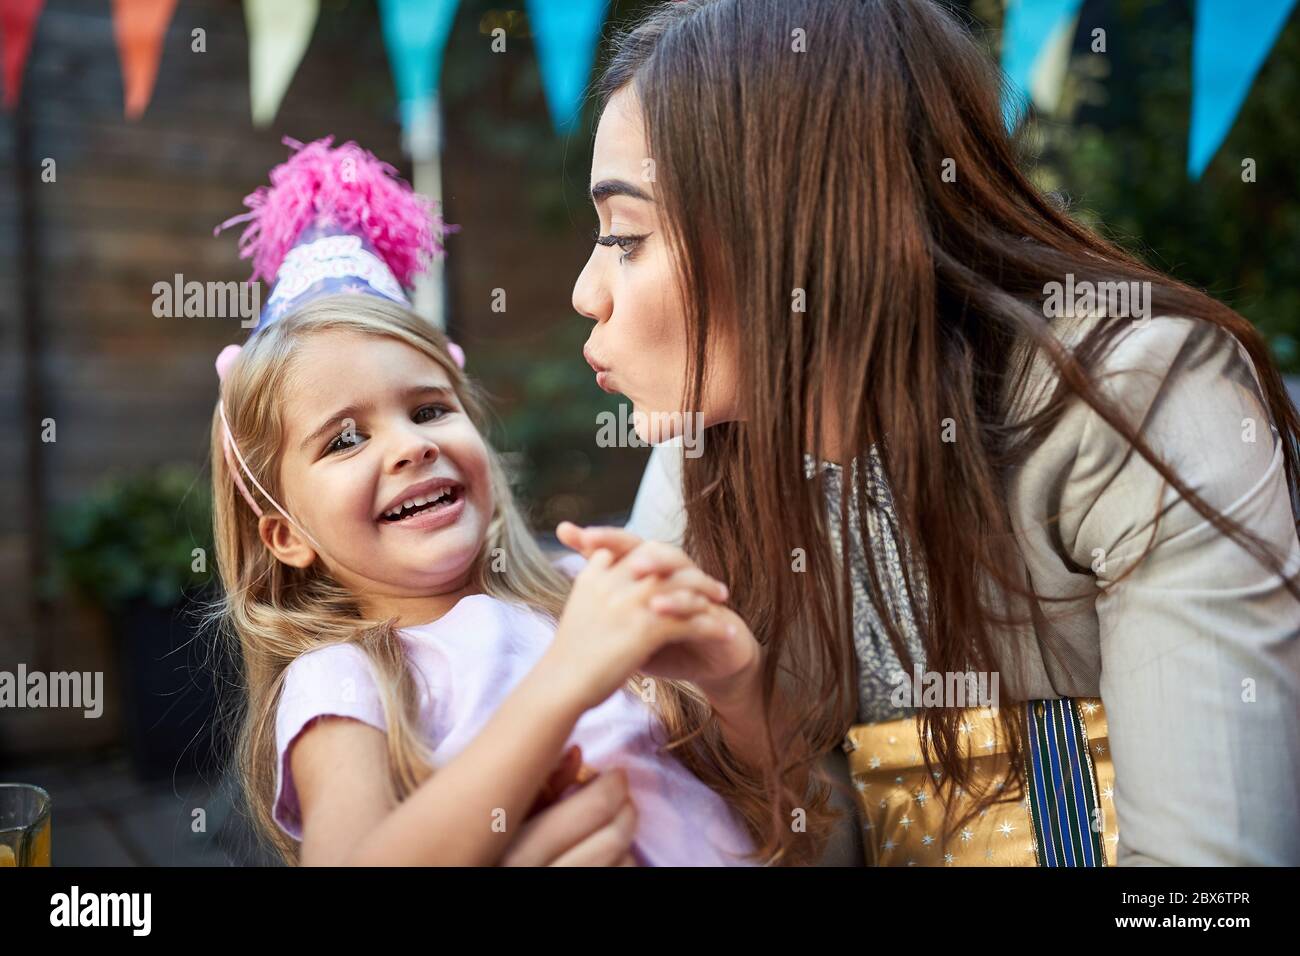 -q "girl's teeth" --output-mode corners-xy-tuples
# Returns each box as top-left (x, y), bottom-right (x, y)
(385, 487), (455, 519)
